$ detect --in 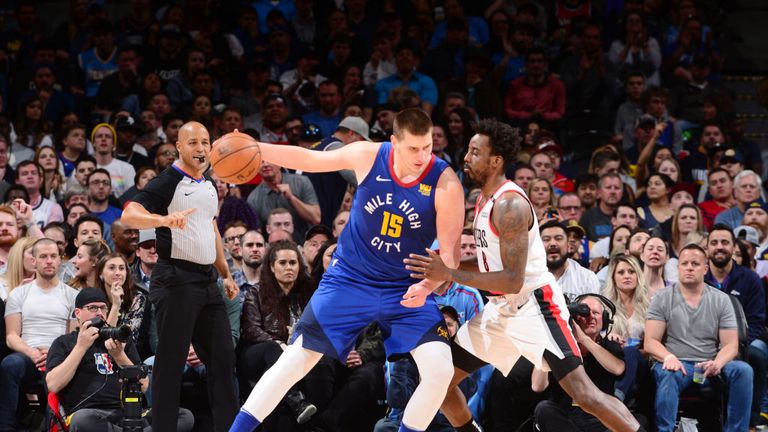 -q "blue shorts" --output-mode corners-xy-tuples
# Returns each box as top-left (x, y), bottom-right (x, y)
(289, 266), (449, 362)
